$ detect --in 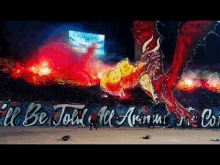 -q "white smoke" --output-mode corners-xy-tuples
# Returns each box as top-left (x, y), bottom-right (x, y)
(180, 69), (201, 80)
(178, 69), (220, 92)
(182, 69), (220, 82)
(205, 72), (220, 87)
